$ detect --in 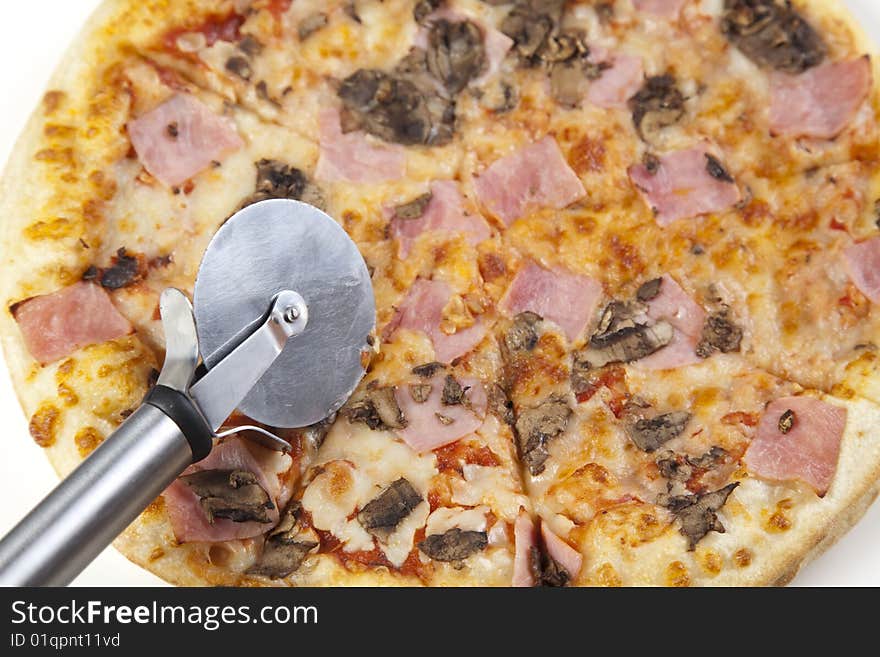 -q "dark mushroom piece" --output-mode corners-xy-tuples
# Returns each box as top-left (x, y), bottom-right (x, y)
(357, 478), (423, 540)
(502, 311), (542, 355)
(695, 309), (743, 358)
(393, 192), (433, 221)
(180, 469), (275, 524)
(83, 247), (145, 290)
(662, 483), (739, 550)
(425, 19), (487, 95)
(246, 502), (318, 579)
(529, 546), (570, 587)
(225, 55), (252, 80)
(629, 74), (685, 141)
(514, 395), (572, 475)
(418, 528), (488, 561)
(625, 411), (692, 452)
(441, 374), (468, 406)
(238, 159), (325, 210)
(414, 0), (443, 24)
(720, 0), (826, 73)
(298, 12), (329, 41)
(487, 383), (516, 426)
(576, 321), (675, 369)
(346, 386), (407, 430)
(412, 361), (446, 378)
(338, 67), (451, 146)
